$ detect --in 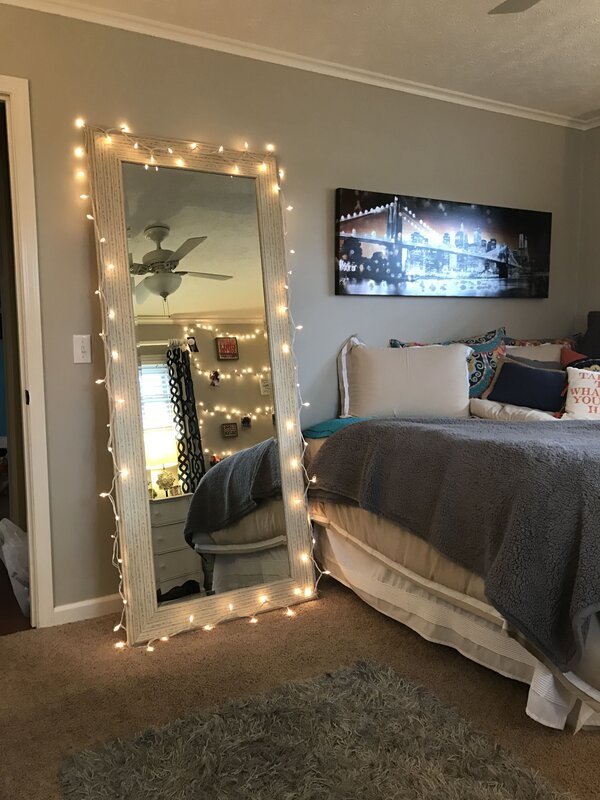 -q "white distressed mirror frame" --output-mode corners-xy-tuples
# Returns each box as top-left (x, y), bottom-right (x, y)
(84, 127), (315, 645)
